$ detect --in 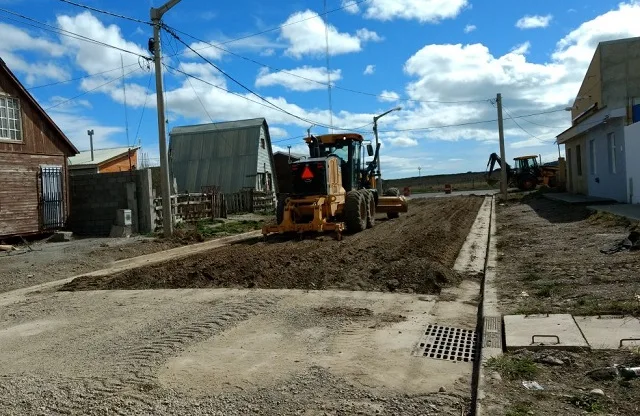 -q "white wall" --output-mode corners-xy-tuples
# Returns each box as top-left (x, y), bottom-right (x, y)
(624, 121), (640, 204)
